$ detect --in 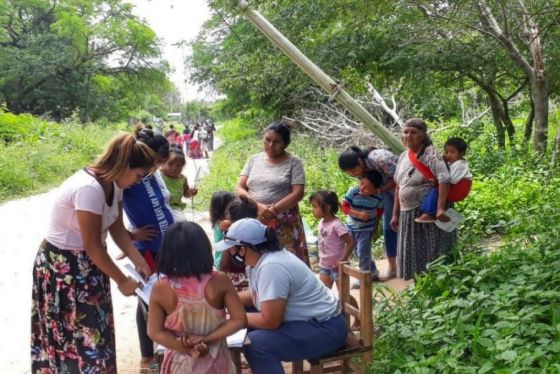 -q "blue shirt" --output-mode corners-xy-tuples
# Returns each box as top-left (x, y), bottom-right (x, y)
(123, 173), (174, 253)
(344, 186), (383, 232)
